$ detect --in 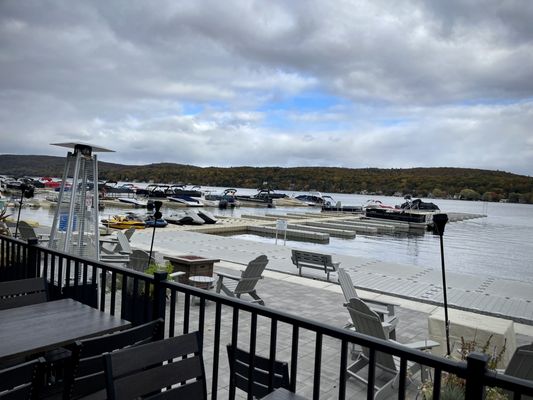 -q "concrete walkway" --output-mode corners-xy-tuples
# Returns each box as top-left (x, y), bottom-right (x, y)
(131, 227), (533, 325)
